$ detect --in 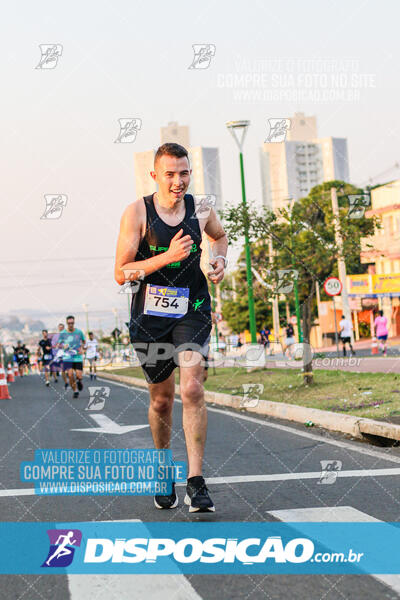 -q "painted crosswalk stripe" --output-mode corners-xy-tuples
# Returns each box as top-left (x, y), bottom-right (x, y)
(66, 520), (202, 600)
(269, 506), (400, 595)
